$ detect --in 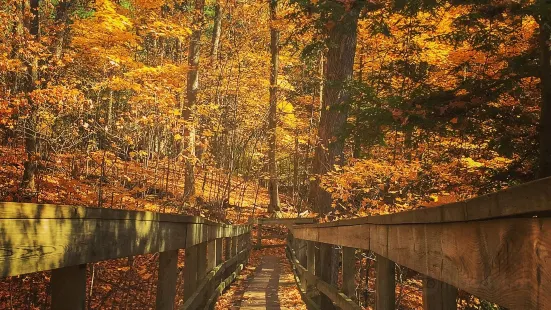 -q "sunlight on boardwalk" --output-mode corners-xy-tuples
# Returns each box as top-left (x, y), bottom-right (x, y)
(240, 256), (290, 309)
(215, 248), (307, 310)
